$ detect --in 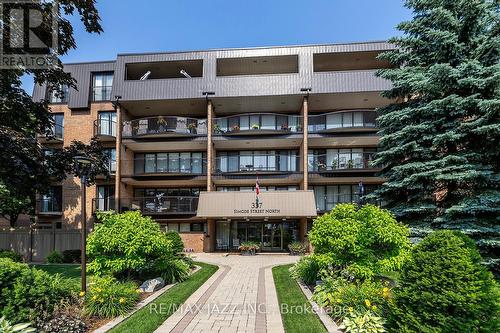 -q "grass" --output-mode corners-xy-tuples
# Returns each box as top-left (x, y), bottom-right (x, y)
(110, 262), (218, 333)
(273, 264), (328, 333)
